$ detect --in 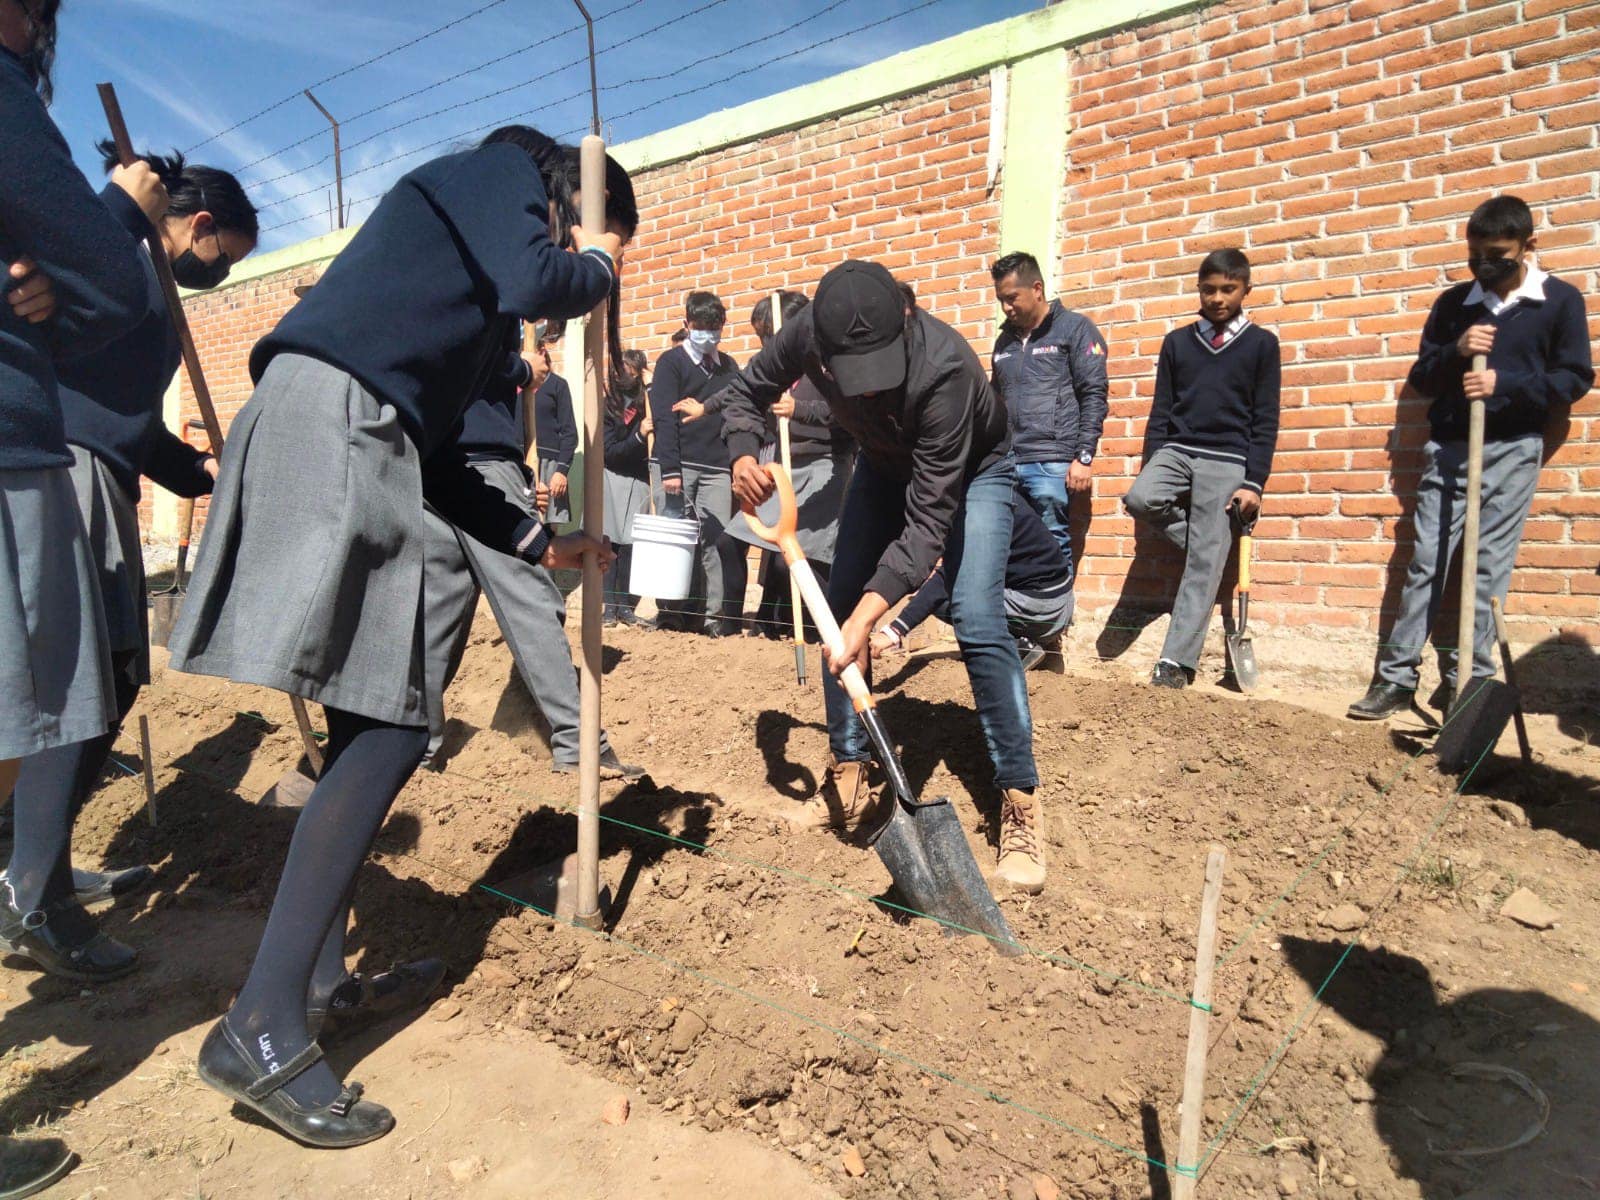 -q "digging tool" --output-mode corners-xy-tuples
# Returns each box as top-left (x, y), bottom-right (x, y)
(1225, 500), (1258, 692)
(771, 292), (807, 685)
(100, 82), (325, 808)
(521, 320), (542, 469)
(149, 496), (193, 648)
(1491, 597), (1533, 766)
(743, 464), (1021, 954)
